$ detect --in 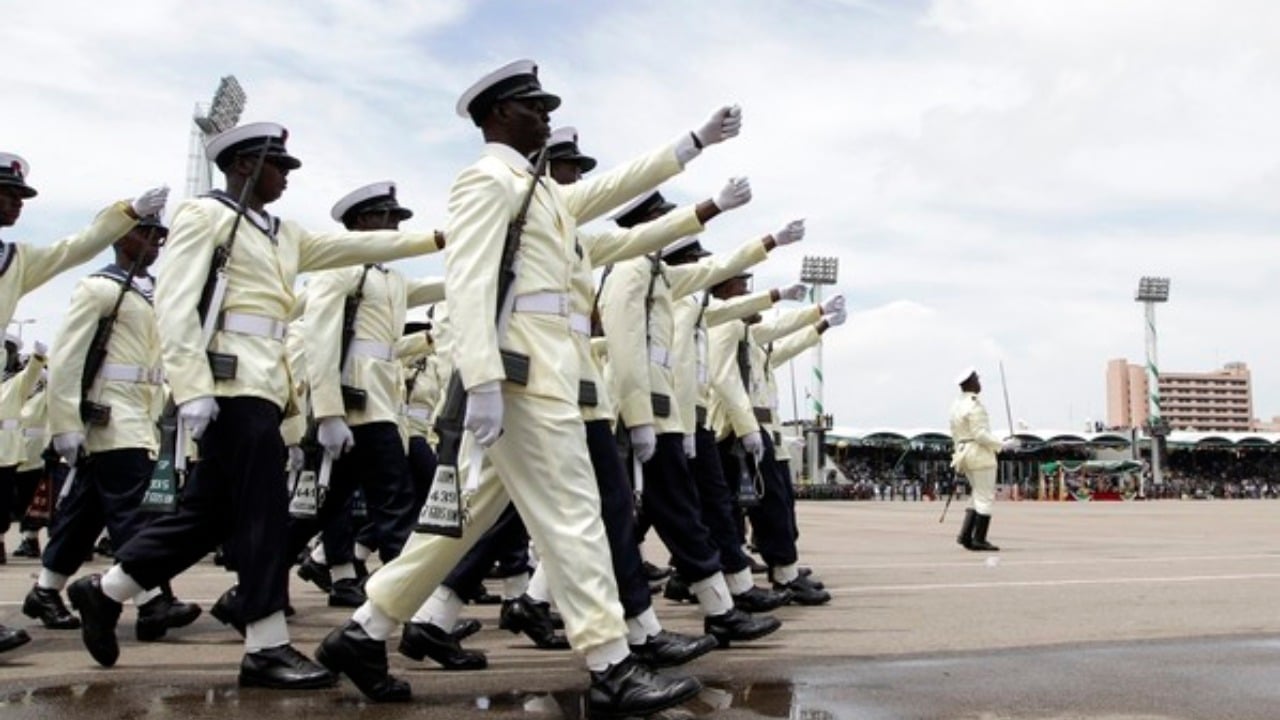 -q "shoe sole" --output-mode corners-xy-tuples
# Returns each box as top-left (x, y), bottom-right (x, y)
(238, 673), (338, 690)
(709, 620), (782, 648)
(397, 641), (488, 671)
(22, 599), (81, 630)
